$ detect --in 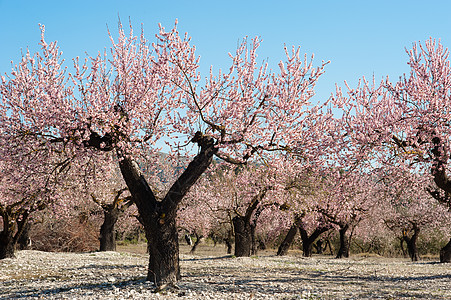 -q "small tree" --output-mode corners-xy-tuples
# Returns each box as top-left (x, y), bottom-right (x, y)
(0, 142), (70, 259)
